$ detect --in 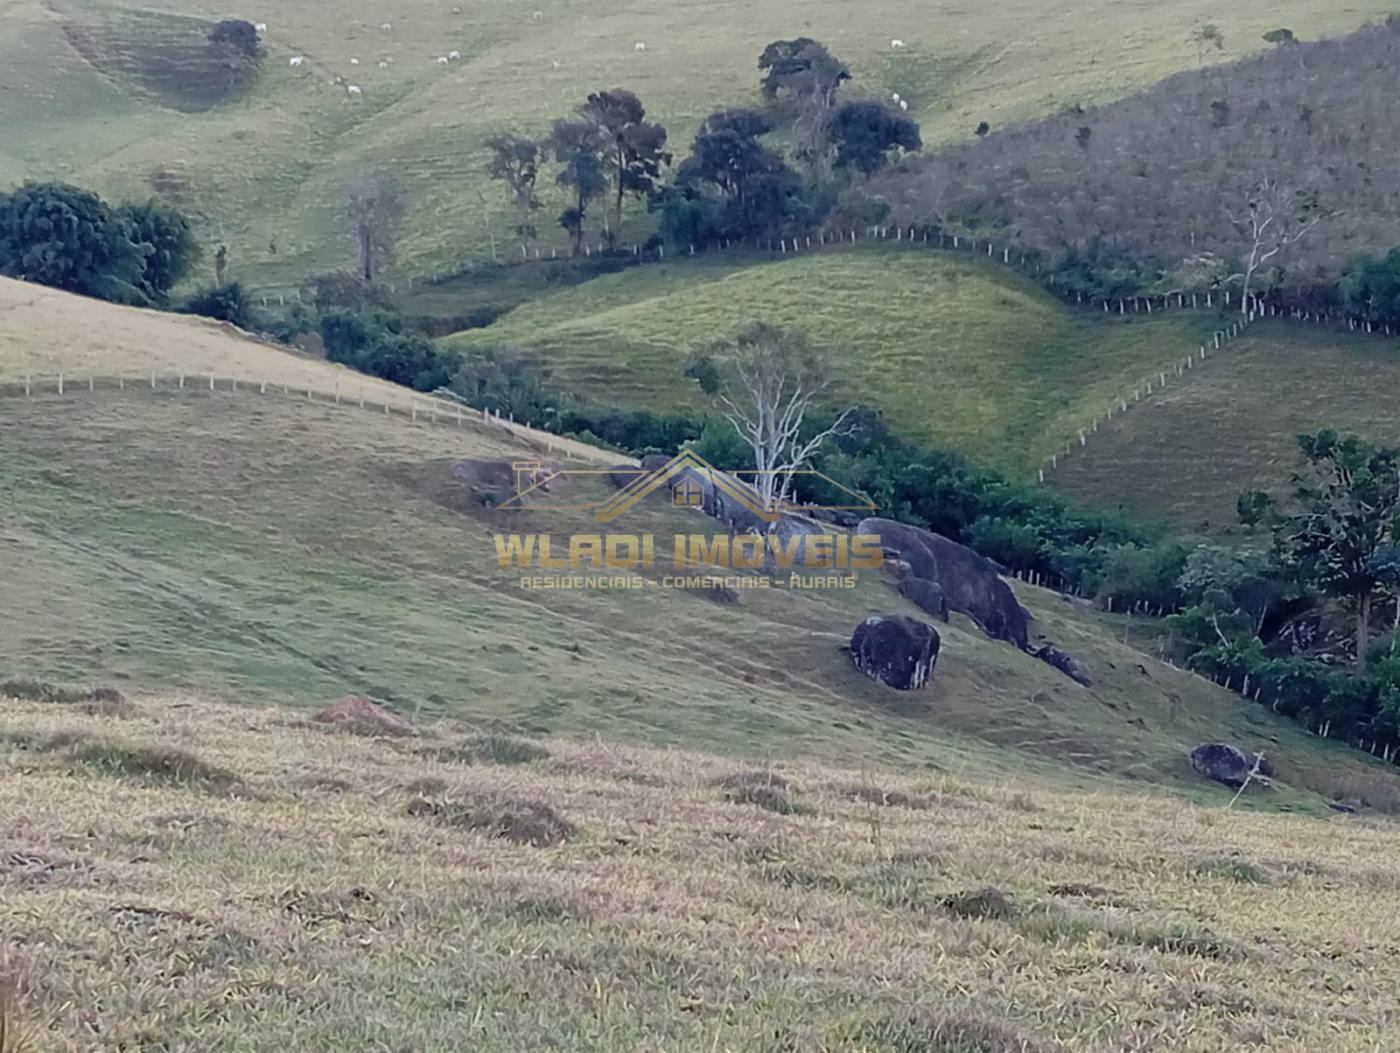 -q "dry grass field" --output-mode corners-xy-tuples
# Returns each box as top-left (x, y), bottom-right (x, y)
(3, 690), (1400, 1051)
